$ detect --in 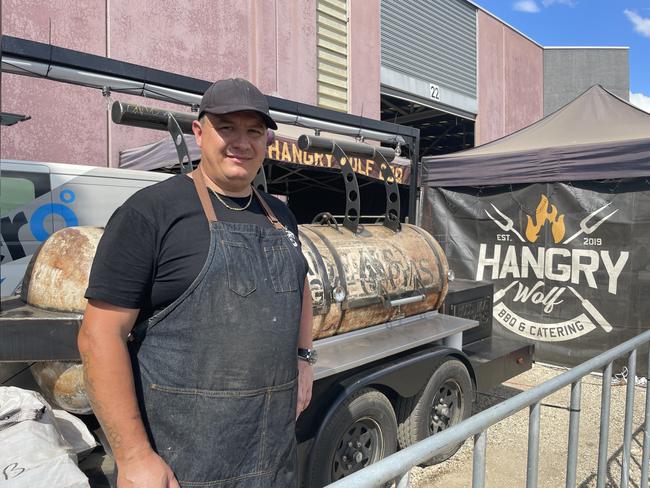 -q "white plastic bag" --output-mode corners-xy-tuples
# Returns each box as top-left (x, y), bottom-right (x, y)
(52, 409), (98, 460)
(0, 387), (90, 488)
